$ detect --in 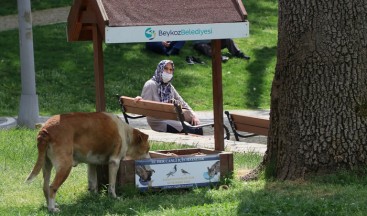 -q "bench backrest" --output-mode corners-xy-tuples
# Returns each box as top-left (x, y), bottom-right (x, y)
(120, 96), (178, 121)
(230, 113), (269, 136)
